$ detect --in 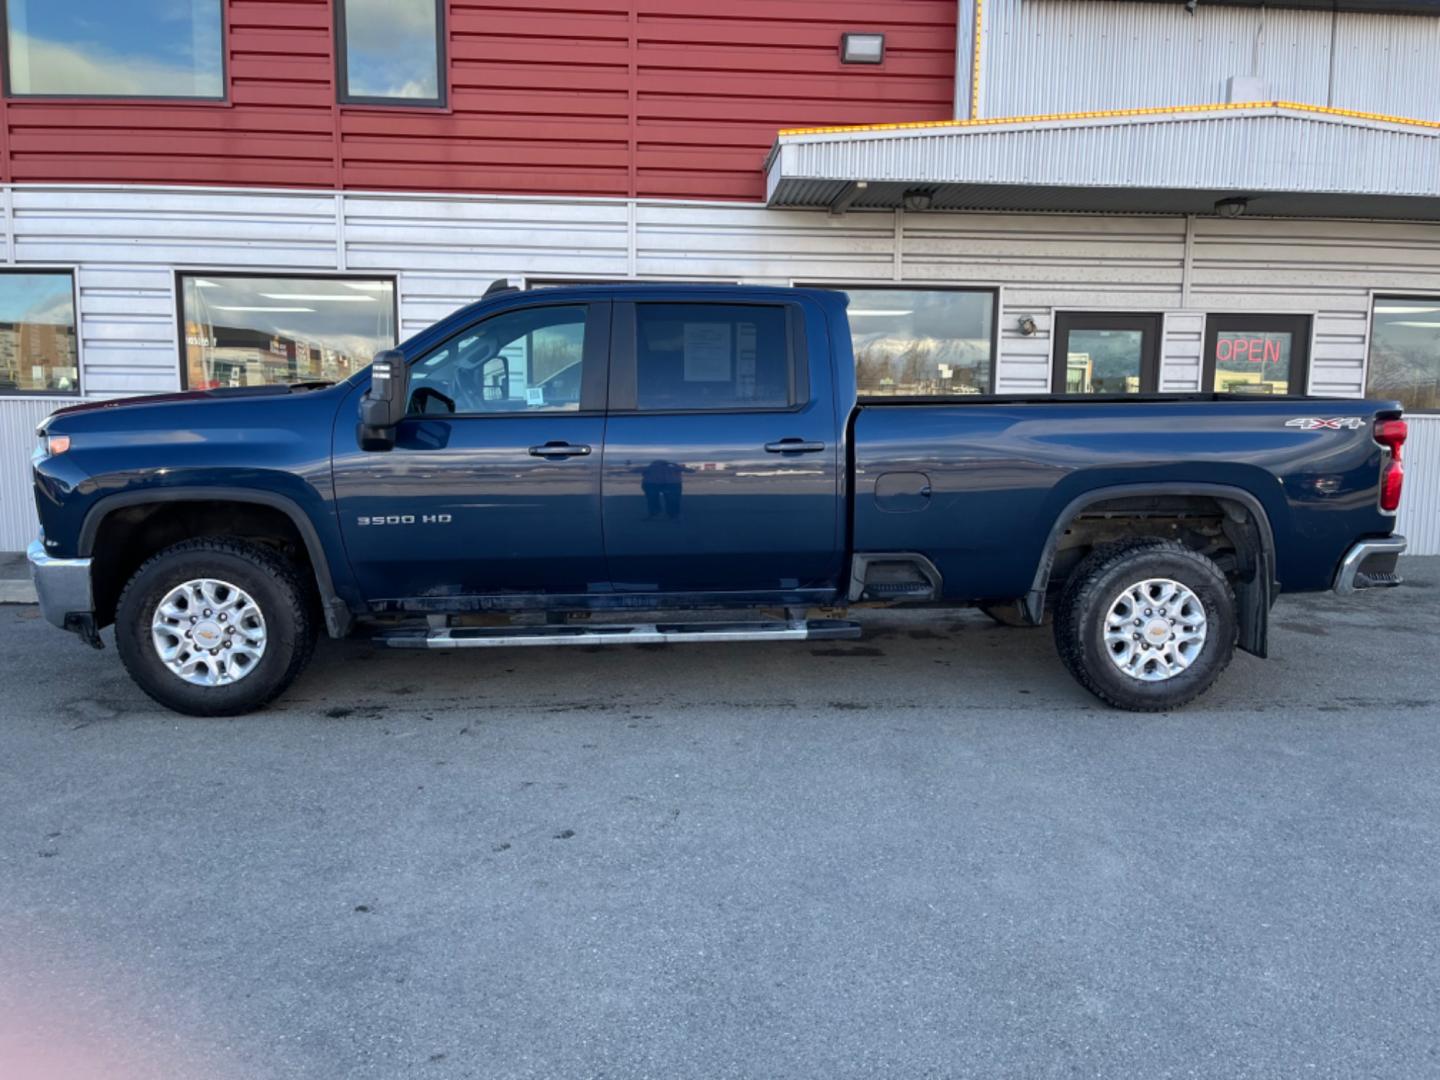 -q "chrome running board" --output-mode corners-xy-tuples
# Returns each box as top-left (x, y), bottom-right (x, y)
(374, 618), (862, 650)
